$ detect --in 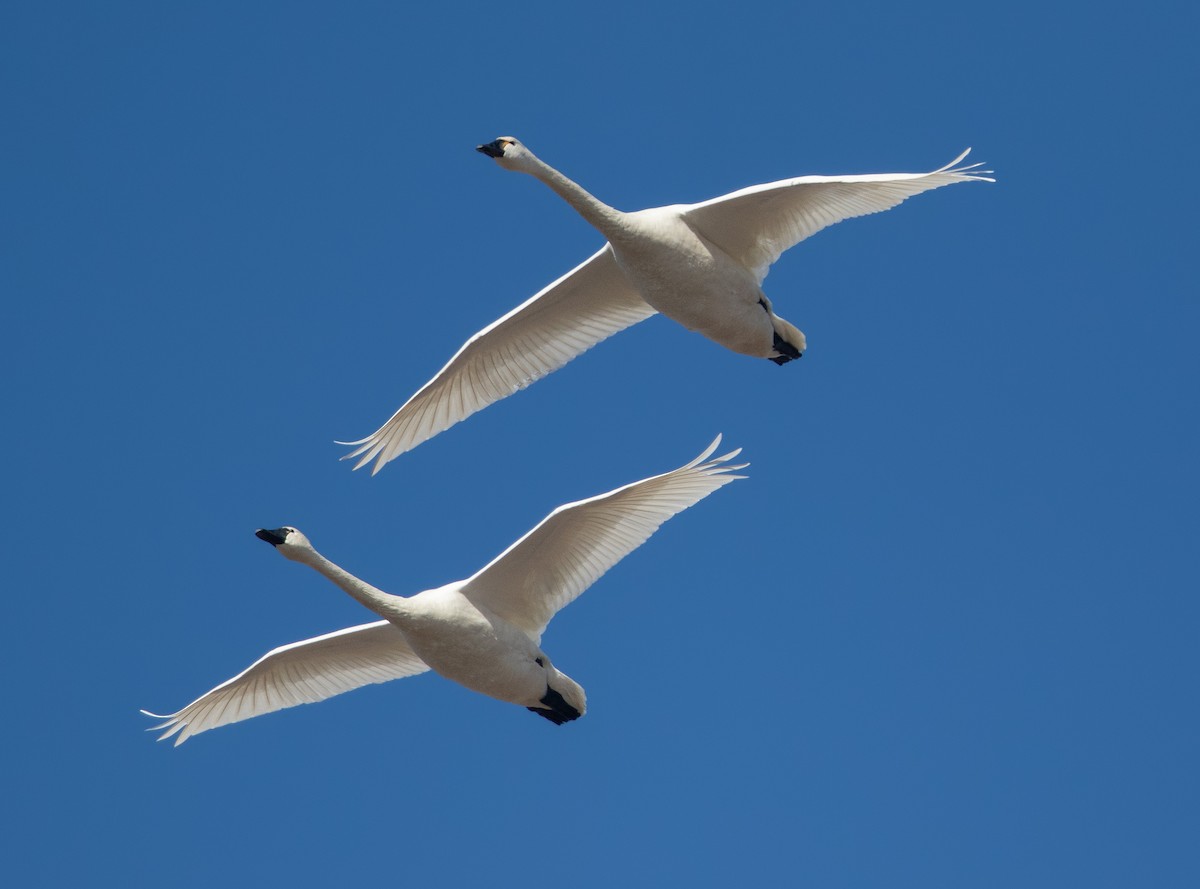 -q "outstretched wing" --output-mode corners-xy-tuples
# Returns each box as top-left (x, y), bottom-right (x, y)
(683, 149), (994, 282)
(340, 245), (656, 474)
(461, 436), (748, 639)
(142, 621), (429, 745)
